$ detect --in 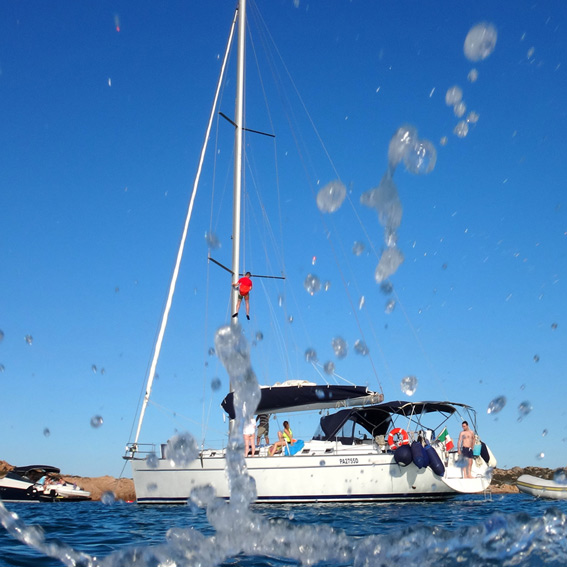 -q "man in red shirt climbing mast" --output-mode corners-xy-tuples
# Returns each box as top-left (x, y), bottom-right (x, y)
(232, 271), (253, 320)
